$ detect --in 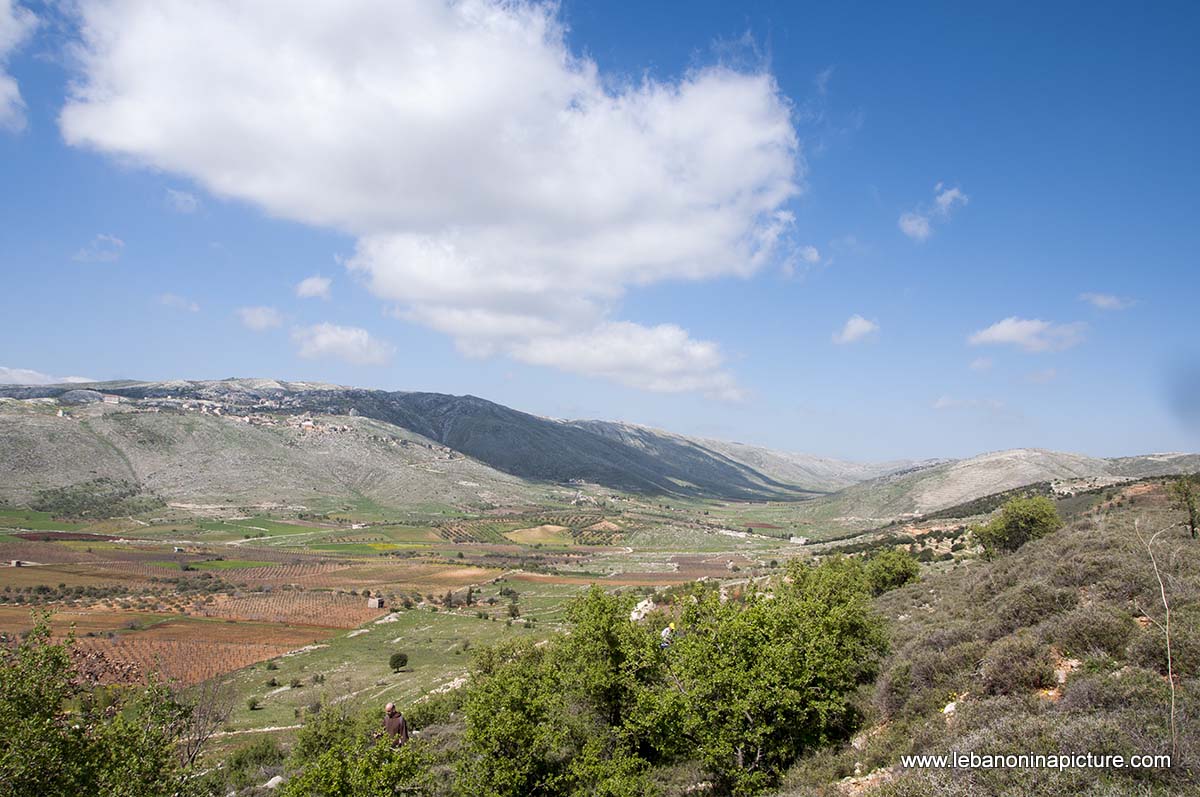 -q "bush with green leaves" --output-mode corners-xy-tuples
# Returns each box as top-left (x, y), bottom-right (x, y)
(973, 496), (1063, 556)
(197, 736), (286, 794)
(455, 557), (887, 796)
(389, 651), (409, 672)
(404, 688), (465, 730)
(0, 613), (191, 796)
(282, 711), (430, 797)
(863, 549), (920, 596)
